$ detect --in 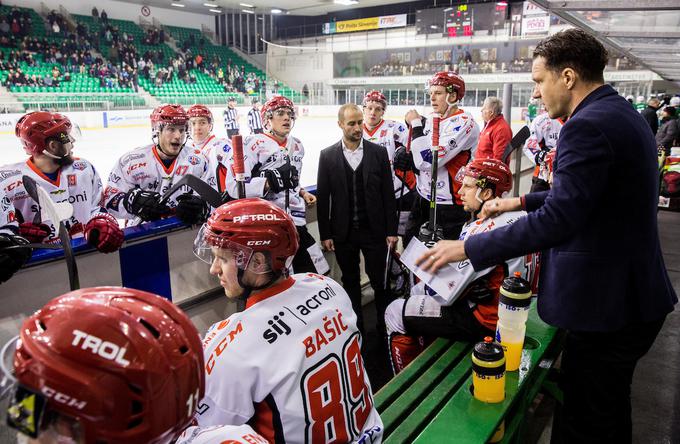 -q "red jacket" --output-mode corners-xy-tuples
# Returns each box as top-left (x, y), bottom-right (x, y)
(477, 114), (512, 163)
